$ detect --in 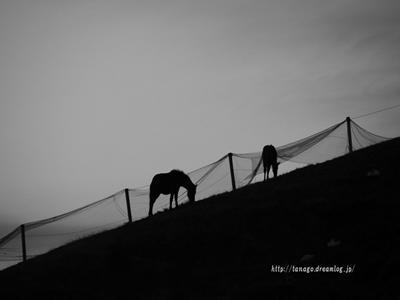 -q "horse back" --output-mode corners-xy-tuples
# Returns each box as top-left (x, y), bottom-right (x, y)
(150, 172), (179, 195)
